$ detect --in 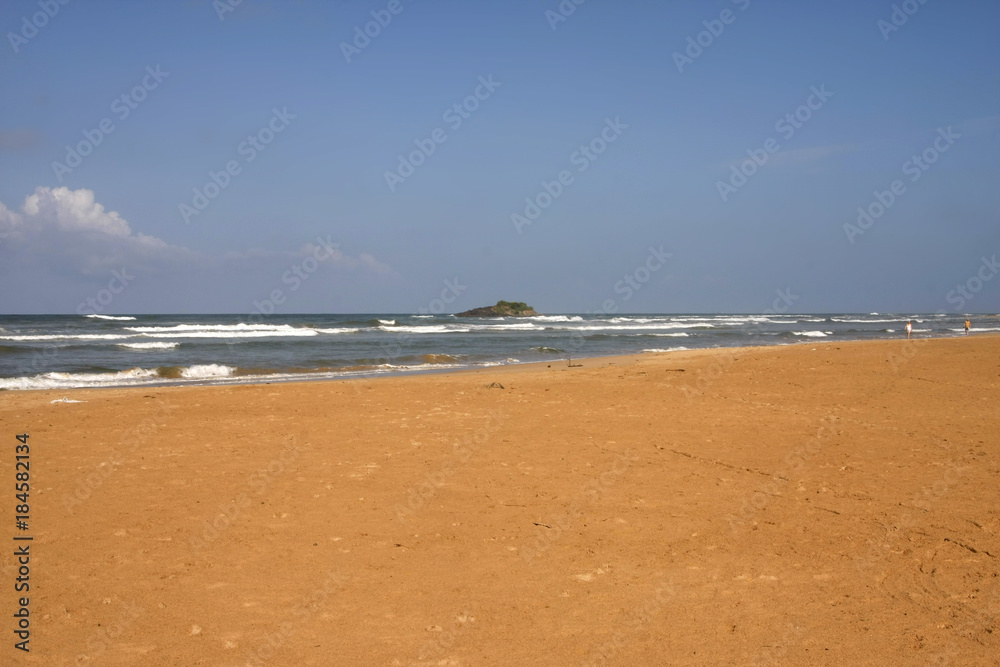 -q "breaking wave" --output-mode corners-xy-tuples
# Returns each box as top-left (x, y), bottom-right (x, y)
(85, 314), (137, 321)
